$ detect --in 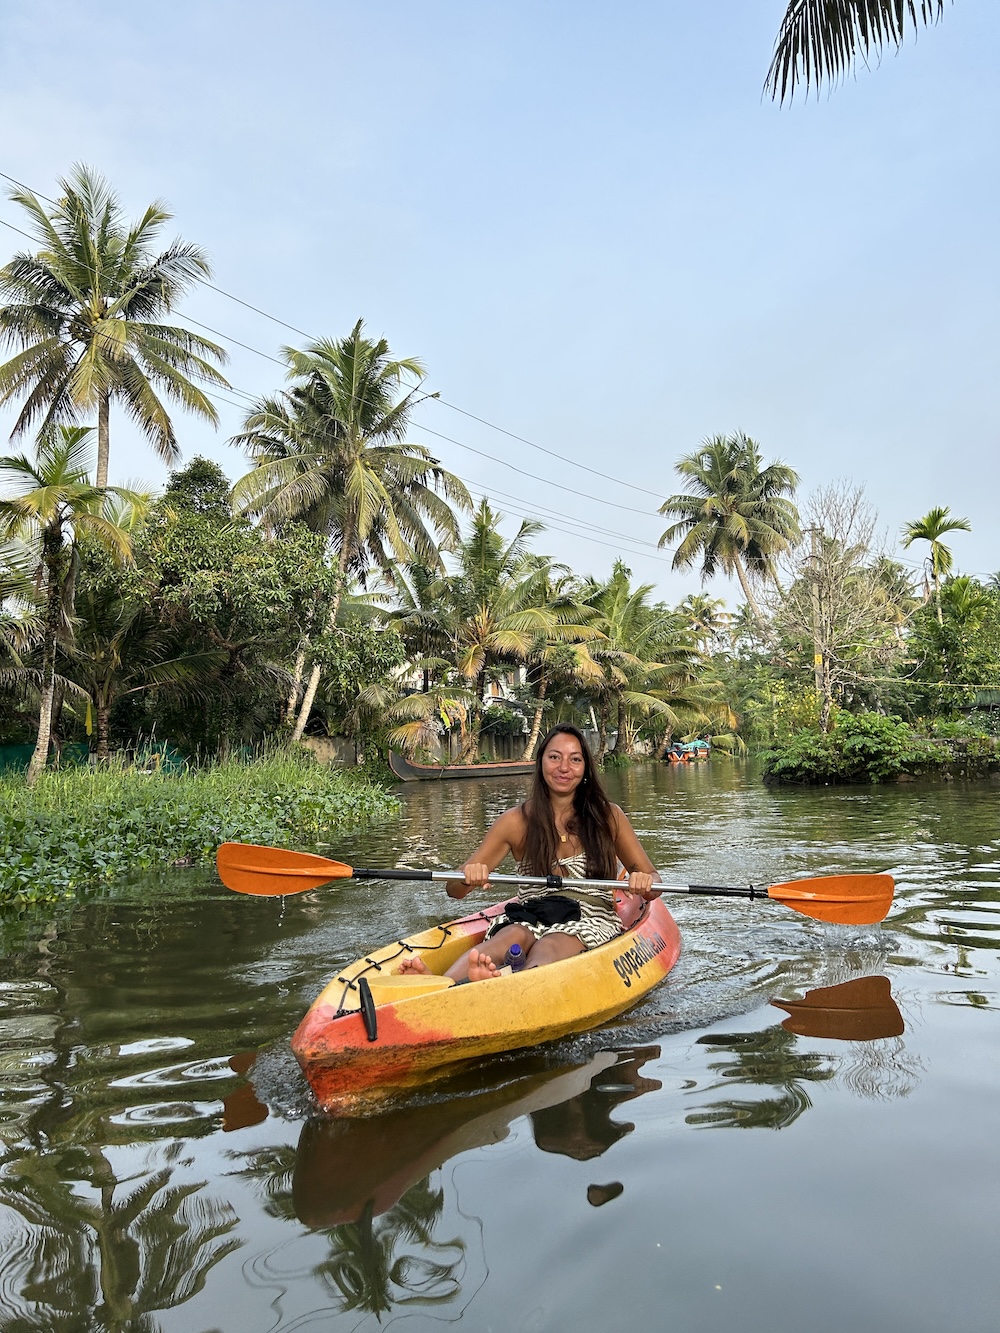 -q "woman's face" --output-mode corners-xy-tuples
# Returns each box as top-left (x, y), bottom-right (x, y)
(541, 734), (586, 797)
